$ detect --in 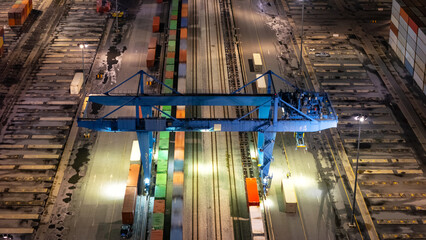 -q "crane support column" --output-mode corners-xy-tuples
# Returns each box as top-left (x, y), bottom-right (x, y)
(136, 105), (154, 188)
